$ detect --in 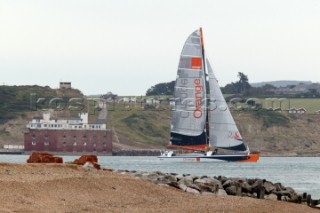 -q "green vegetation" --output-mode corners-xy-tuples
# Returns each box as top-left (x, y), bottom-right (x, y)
(106, 103), (171, 147)
(0, 85), (83, 124)
(146, 81), (175, 96)
(252, 109), (290, 128)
